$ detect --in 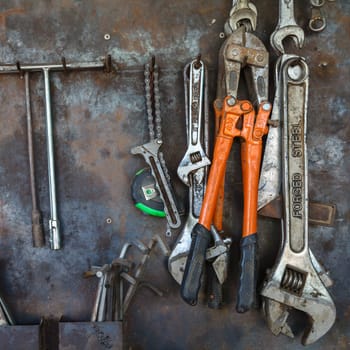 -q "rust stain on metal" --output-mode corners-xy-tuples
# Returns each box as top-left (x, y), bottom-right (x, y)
(0, 8), (25, 42)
